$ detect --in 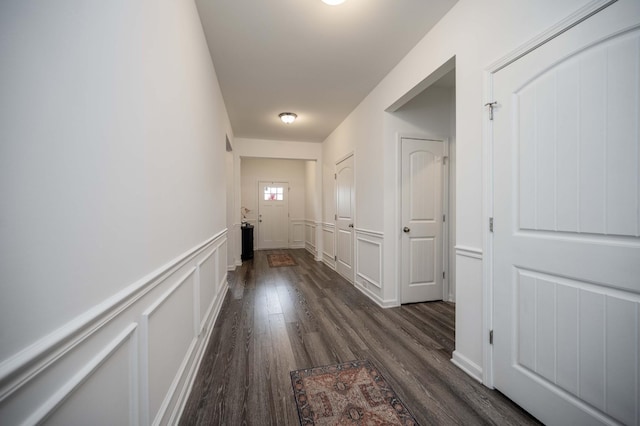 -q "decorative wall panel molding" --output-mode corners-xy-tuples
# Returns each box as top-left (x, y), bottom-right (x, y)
(353, 230), (394, 307)
(24, 324), (138, 425)
(355, 235), (383, 289)
(290, 219), (305, 249)
(321, 223), (335, 269)
(304, 220), (317, 256)
(0, 231), (229, 425)
(353, 227), (384, 238)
